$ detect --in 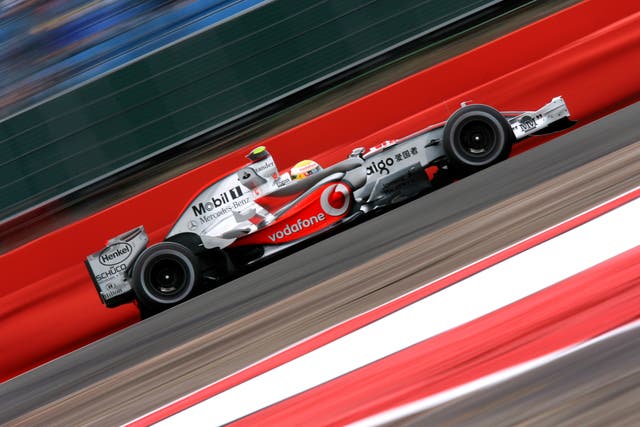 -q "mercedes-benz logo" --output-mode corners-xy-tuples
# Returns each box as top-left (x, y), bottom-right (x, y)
(188, 220), (198, 231)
